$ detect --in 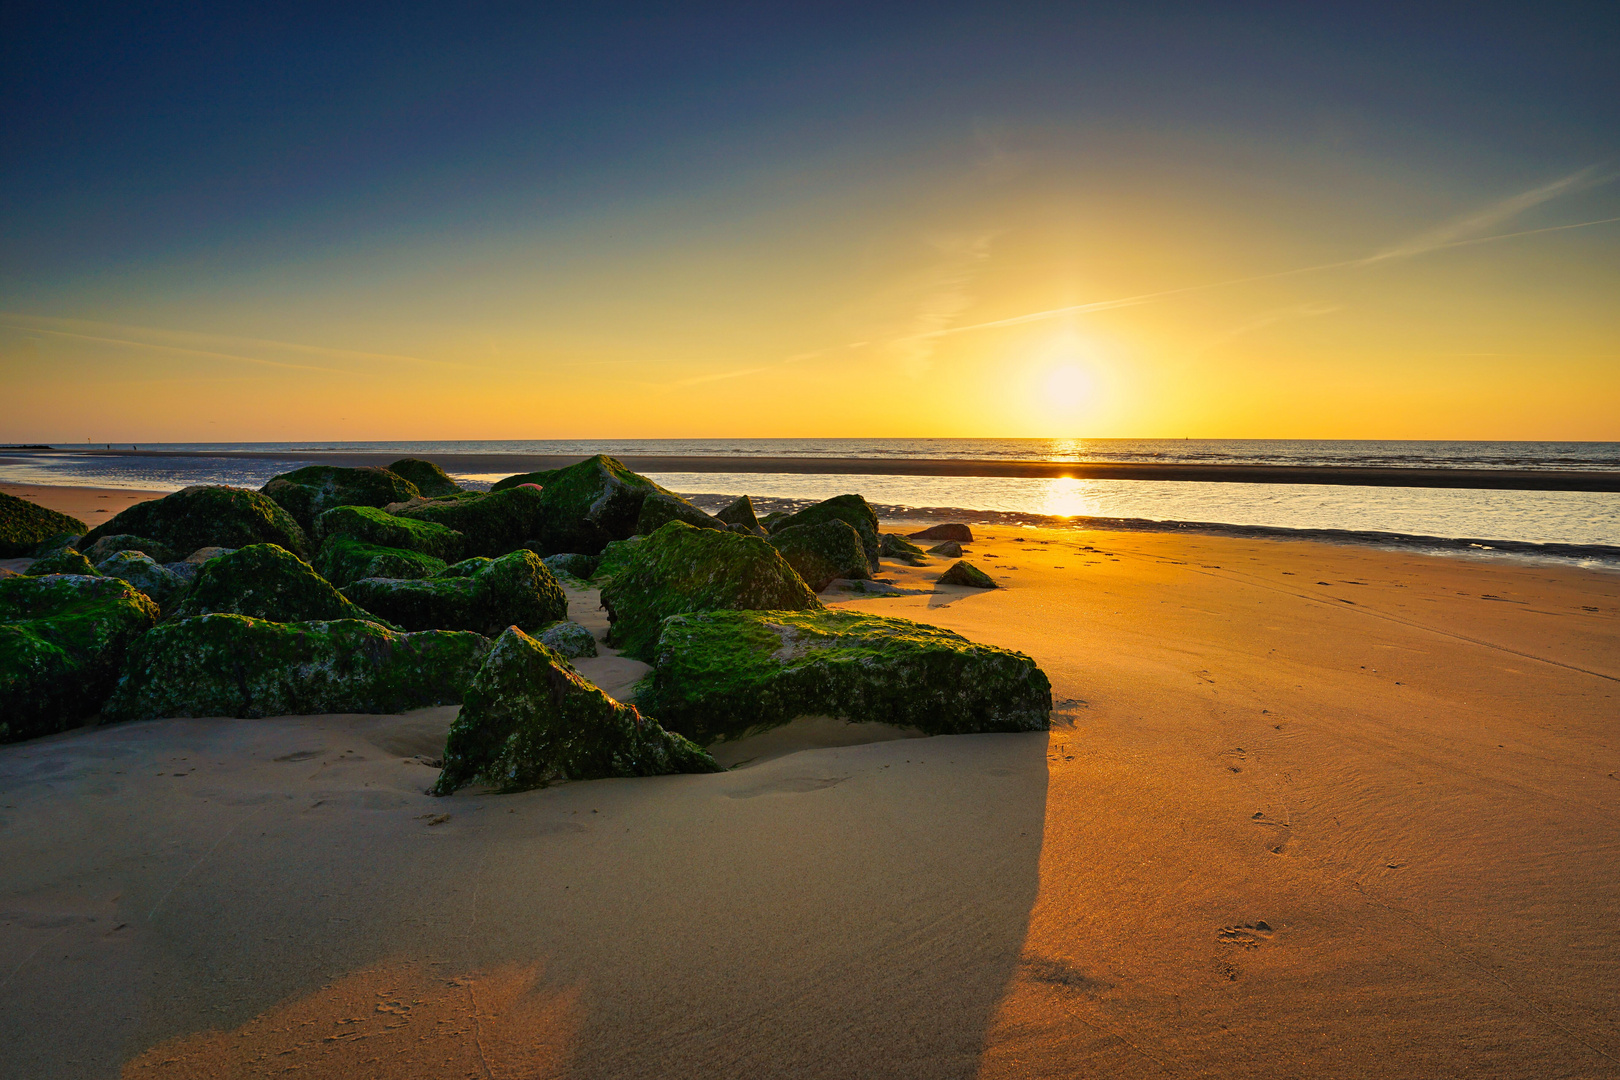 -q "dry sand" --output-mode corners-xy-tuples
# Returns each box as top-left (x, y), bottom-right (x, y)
(0, 483), (169, 527)
(1, 511), (1617, 1078)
